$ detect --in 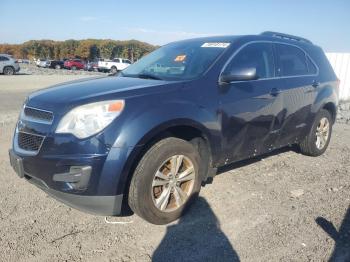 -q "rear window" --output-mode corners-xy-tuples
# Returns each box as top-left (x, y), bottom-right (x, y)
(276, 44), (308, 76)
